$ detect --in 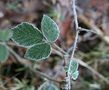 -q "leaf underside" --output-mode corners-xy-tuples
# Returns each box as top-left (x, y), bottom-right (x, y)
(12, 22), (44, 47)
(25, 43), (51, 61)
(0, 44), (9, 62)
(41, 15), (60, 42)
